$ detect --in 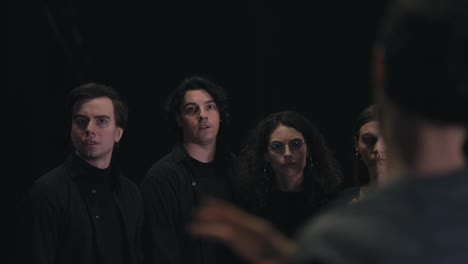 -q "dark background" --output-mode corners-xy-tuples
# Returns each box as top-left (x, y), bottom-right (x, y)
(11, 0), (390, 203)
